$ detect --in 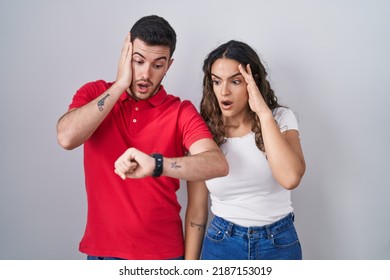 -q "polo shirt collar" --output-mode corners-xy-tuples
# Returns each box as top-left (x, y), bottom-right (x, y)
(120, 85), (167, 106)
